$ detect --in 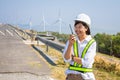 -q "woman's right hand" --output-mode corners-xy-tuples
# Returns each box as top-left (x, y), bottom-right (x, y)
(64, 35), (76, 60)
(69, 35), (76, 46)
